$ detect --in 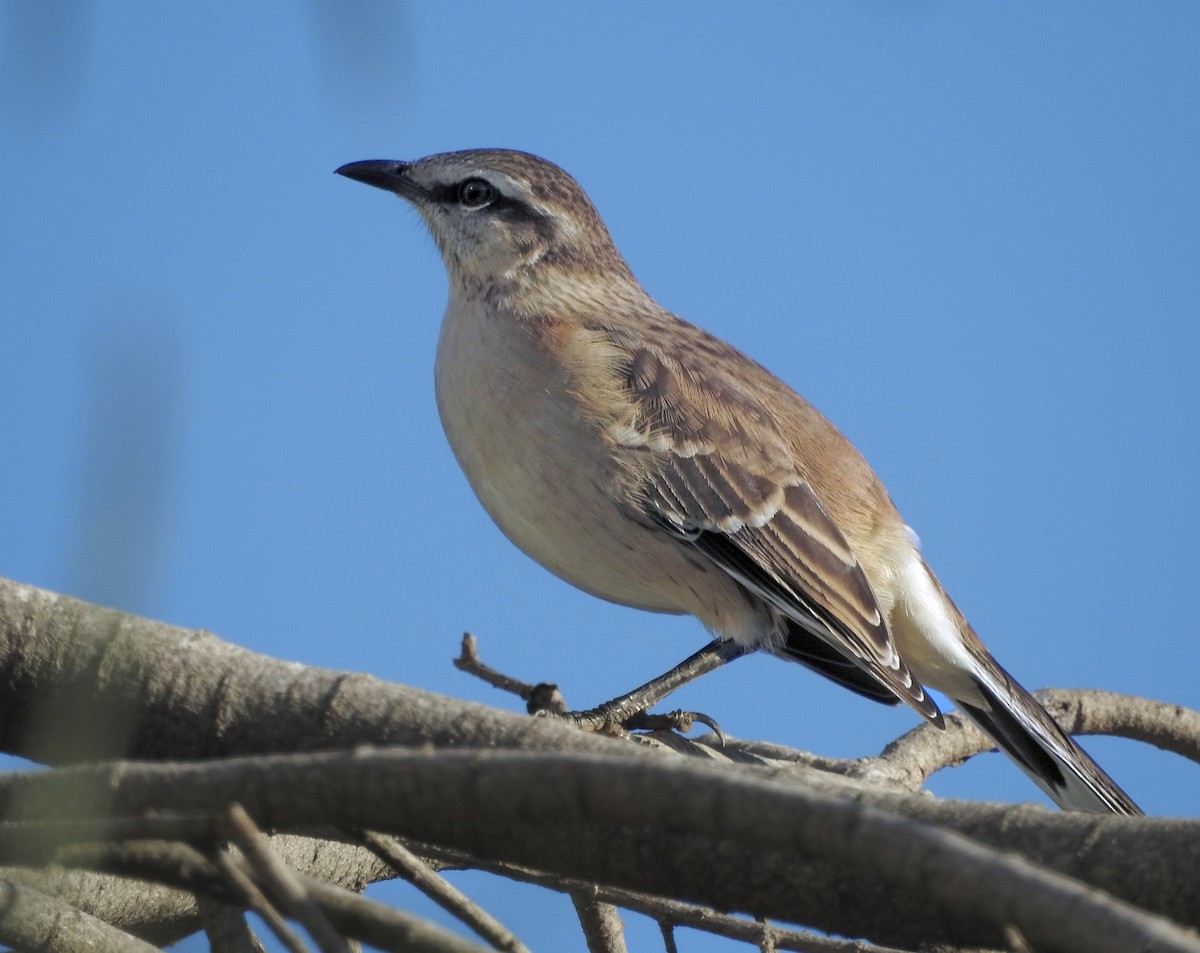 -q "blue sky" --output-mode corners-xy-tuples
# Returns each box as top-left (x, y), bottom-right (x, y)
(3, 3), (1198, 950)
